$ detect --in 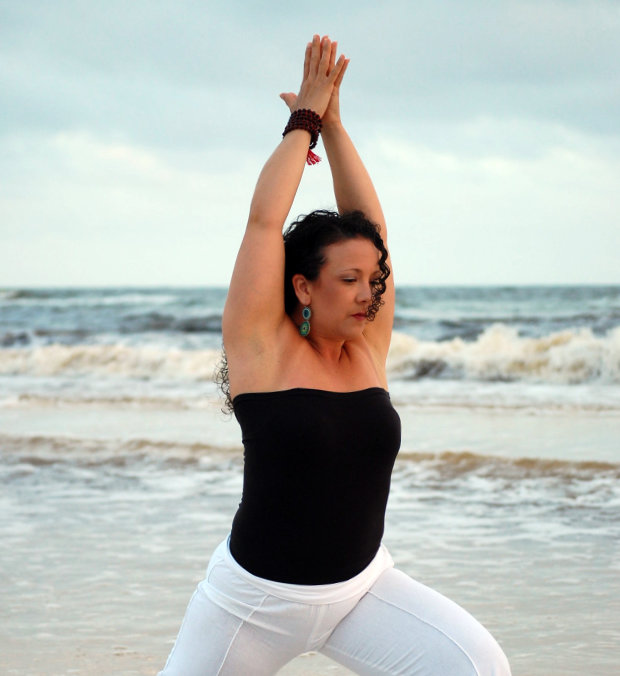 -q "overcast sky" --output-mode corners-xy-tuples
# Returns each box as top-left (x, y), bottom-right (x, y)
(1, 0), (619, 287)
